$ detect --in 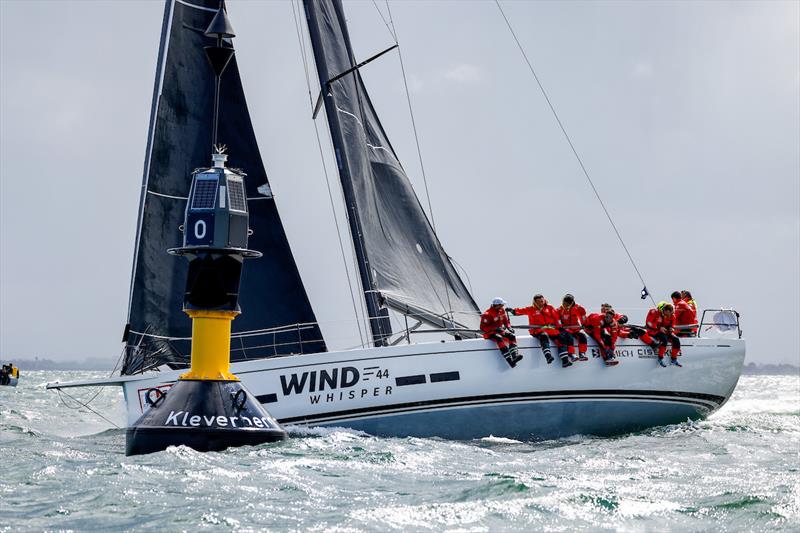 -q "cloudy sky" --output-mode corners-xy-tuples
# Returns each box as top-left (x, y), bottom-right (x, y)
(1, 0), (798, 364)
